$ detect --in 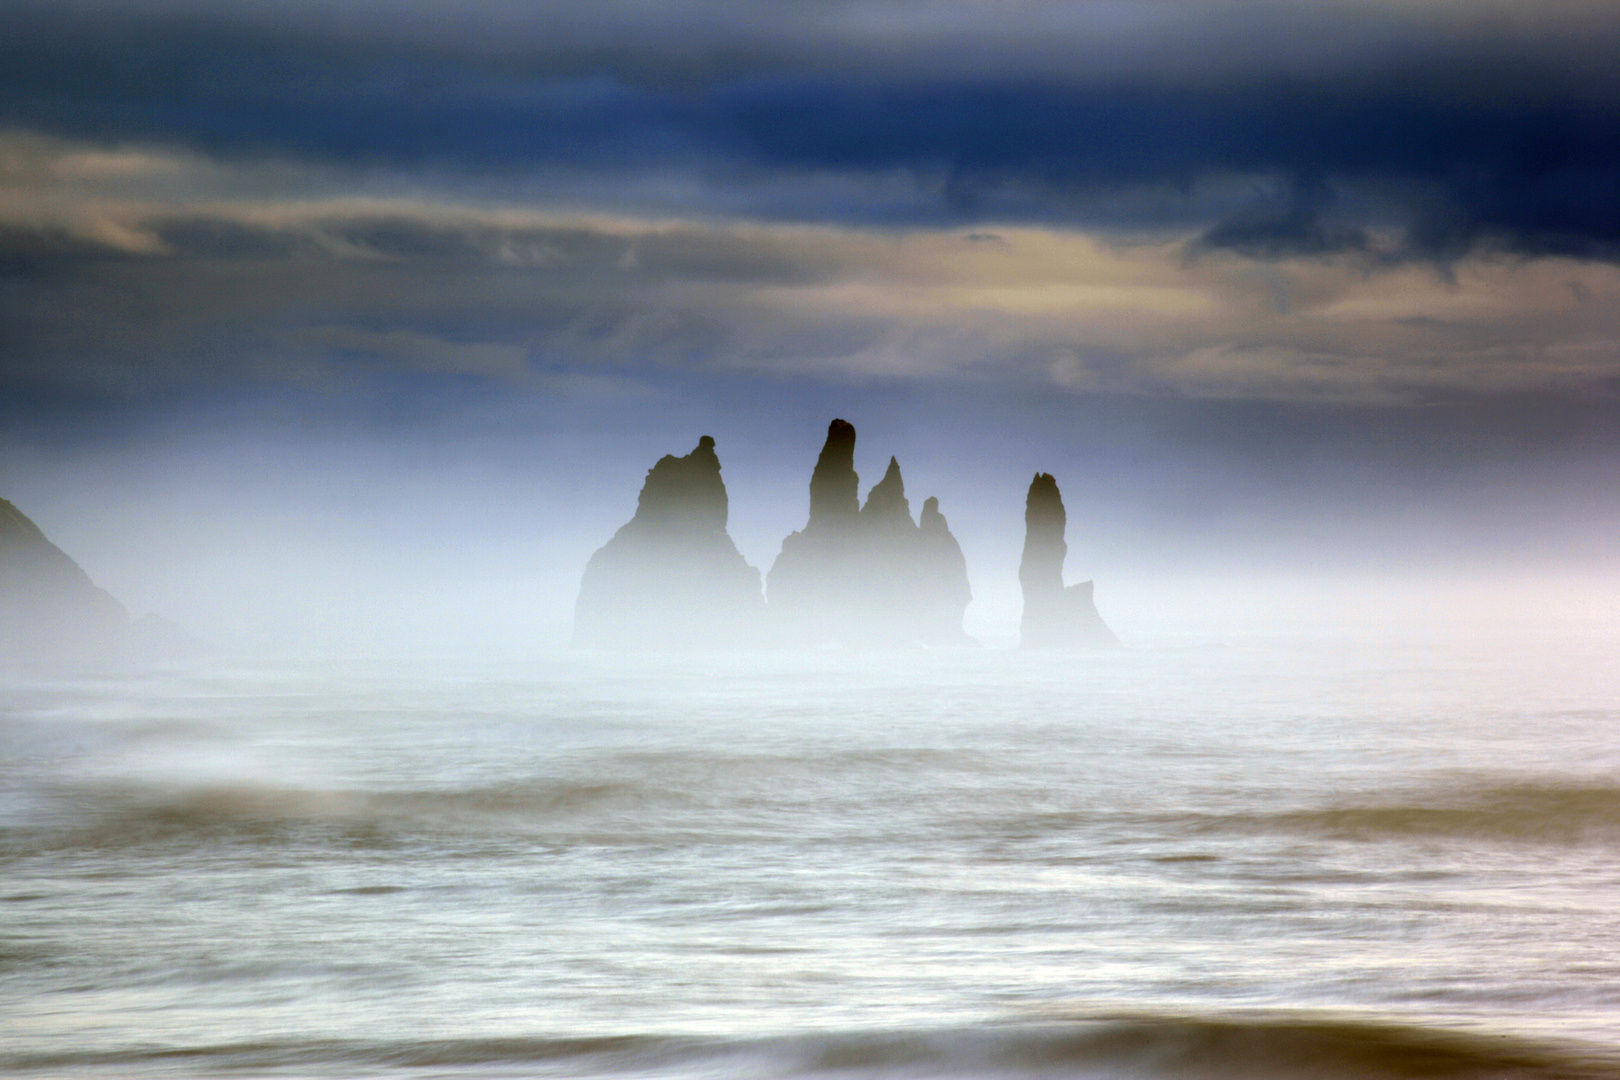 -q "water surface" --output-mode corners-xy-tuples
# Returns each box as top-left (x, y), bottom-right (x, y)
(4, 637), (1619, 1077)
